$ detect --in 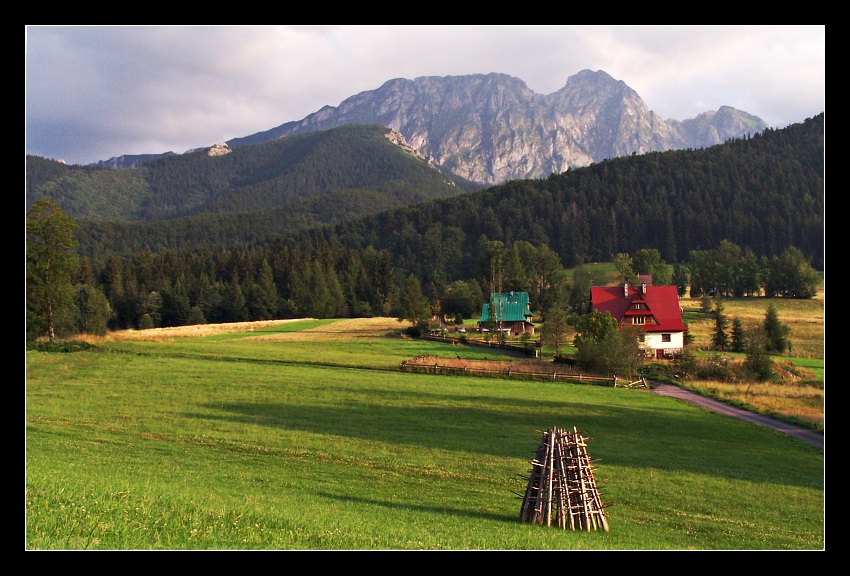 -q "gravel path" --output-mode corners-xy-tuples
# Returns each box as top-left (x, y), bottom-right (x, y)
(649, 381), (824, 449)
